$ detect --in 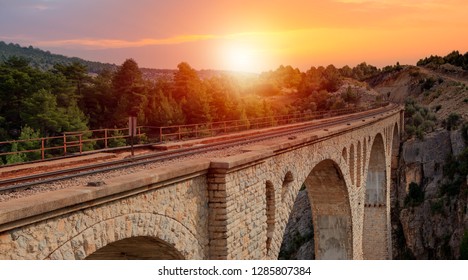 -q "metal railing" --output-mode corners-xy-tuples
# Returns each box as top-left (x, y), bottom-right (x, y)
(0, 127), (144, 163)
(0, 103), (389, 165)
(156, 107), (360, 142)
